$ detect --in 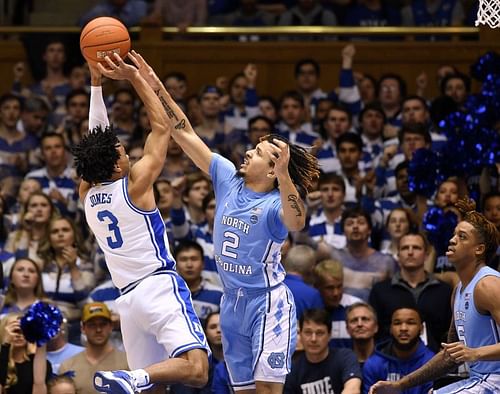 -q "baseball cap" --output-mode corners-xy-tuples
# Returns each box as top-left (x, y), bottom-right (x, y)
(81, 302), (111, 323)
